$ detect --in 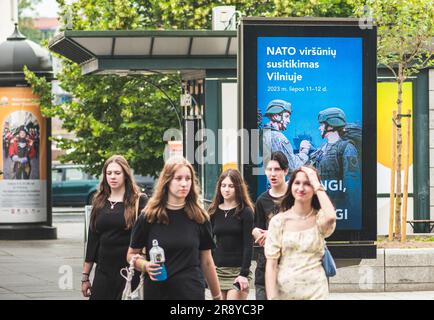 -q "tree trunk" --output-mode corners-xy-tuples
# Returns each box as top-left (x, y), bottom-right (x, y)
(394, 65), (404, 241)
